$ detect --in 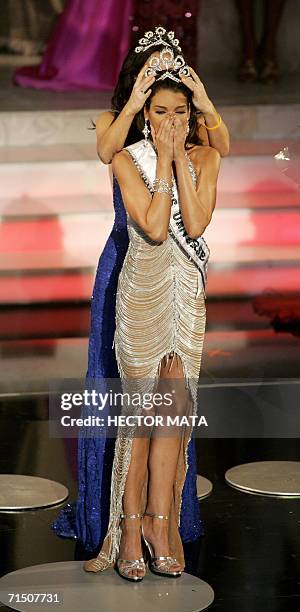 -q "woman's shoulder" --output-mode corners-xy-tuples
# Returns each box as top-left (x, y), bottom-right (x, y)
(113, 139), (144, 162)
(111, 147), (135, 174)
(186, 144), (221, 170)
(187, 144), (221, 160)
